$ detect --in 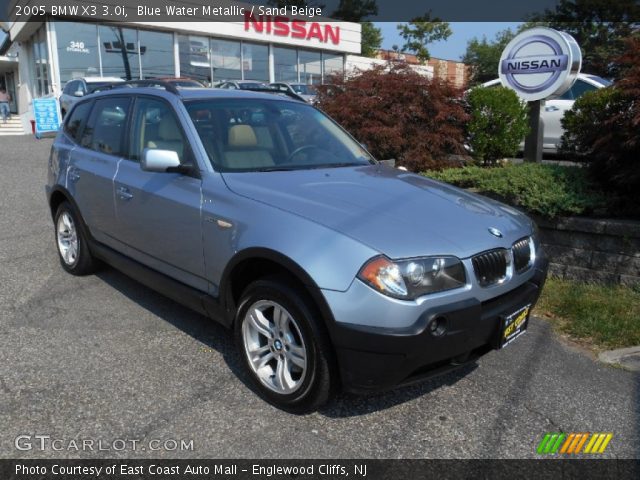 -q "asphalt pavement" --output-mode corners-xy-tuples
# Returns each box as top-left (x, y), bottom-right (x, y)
(0, 135), (638, 459)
